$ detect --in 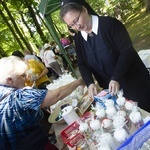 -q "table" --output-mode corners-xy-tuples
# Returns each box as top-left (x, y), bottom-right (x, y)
(49, 89), (93, 149)
(138, 49), (150, 70)
(53, 108), (150, 150)
(53, 123), (68, 150)
(53, 97), (94, 149)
